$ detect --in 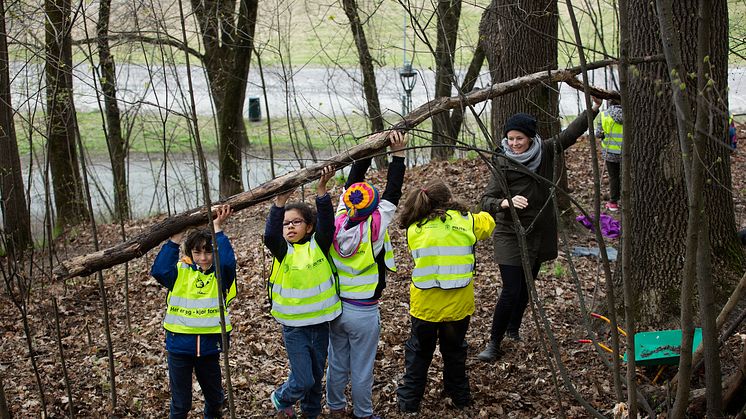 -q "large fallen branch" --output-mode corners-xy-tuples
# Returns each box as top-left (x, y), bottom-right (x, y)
(55, 57), (658, 279)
